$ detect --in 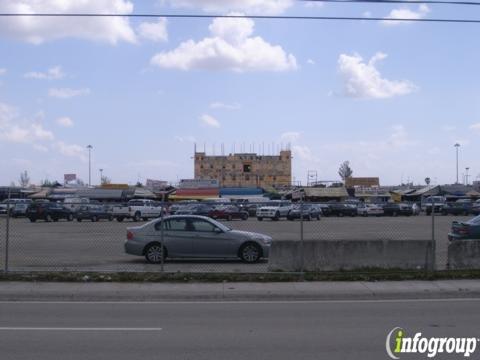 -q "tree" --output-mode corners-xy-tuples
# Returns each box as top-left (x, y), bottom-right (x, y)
(19, 170), (30, 187)
(135, 181), (143, 188)
(338, 161), (353, 181)
(101, 175), (111, 185)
